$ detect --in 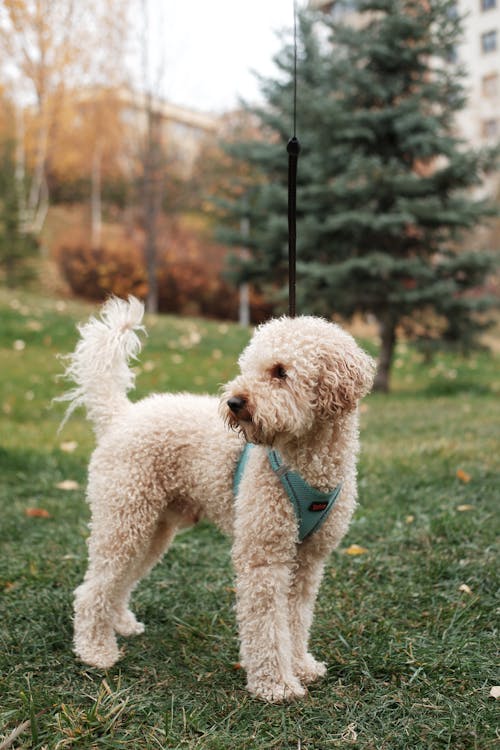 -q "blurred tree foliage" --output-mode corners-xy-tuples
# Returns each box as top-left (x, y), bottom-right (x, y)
(0, 0), (130, 236)
(218, 0), (499, 391)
